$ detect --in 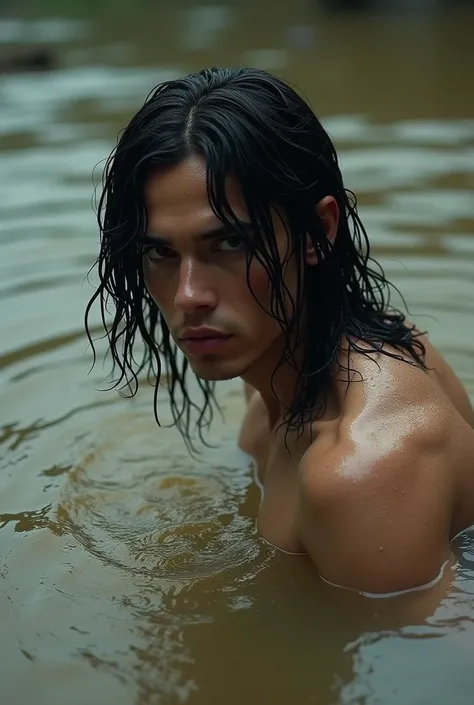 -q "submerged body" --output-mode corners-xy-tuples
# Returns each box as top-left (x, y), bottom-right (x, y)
(88, 66), (474, 596)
